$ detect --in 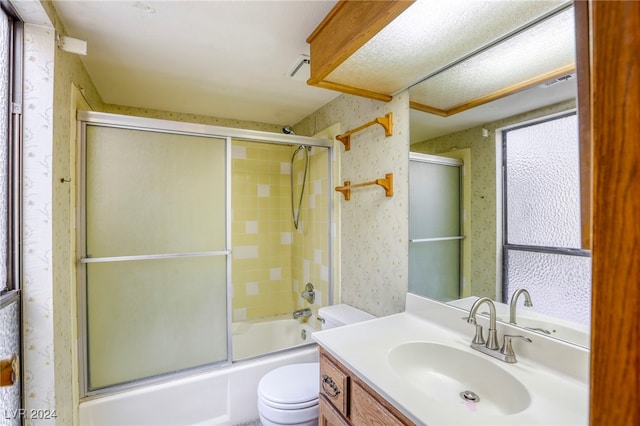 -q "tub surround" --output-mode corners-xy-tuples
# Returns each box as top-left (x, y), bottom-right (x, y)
(78, 346), (318, 426)
(313, 293), (588, 425)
